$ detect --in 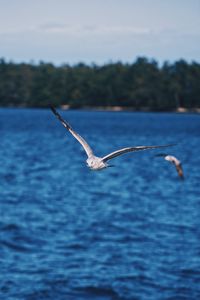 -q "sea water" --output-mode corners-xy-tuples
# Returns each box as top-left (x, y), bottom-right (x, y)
(0, 108), (200, 300)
